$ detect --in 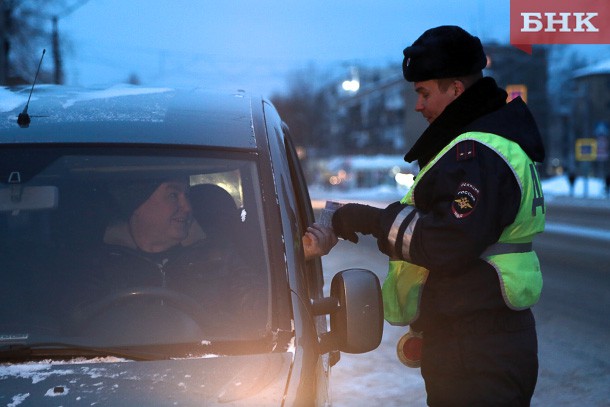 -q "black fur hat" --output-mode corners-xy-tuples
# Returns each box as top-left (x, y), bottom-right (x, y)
(109, 176), (188, 220)
(110, 179), (163, 220)
(402, 26), (487, 82)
